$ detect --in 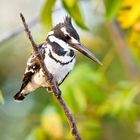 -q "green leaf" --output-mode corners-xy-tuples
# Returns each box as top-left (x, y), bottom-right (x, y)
(62, 0), (76, 8)
(104, 0), (121, 20)
(40, 0), (56, 30)
(62, 0), (88, 30)
(0, 90), (4, 105)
